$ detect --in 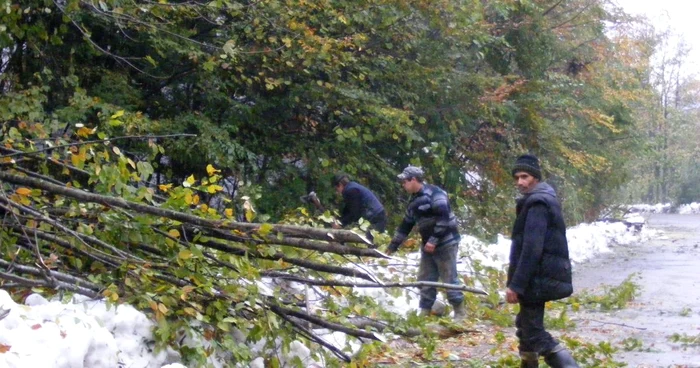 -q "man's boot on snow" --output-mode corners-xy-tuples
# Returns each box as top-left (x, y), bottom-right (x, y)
(519, 351), (539, 368)
(451, 300), (467, 322)
(543, 344), (579, 368)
